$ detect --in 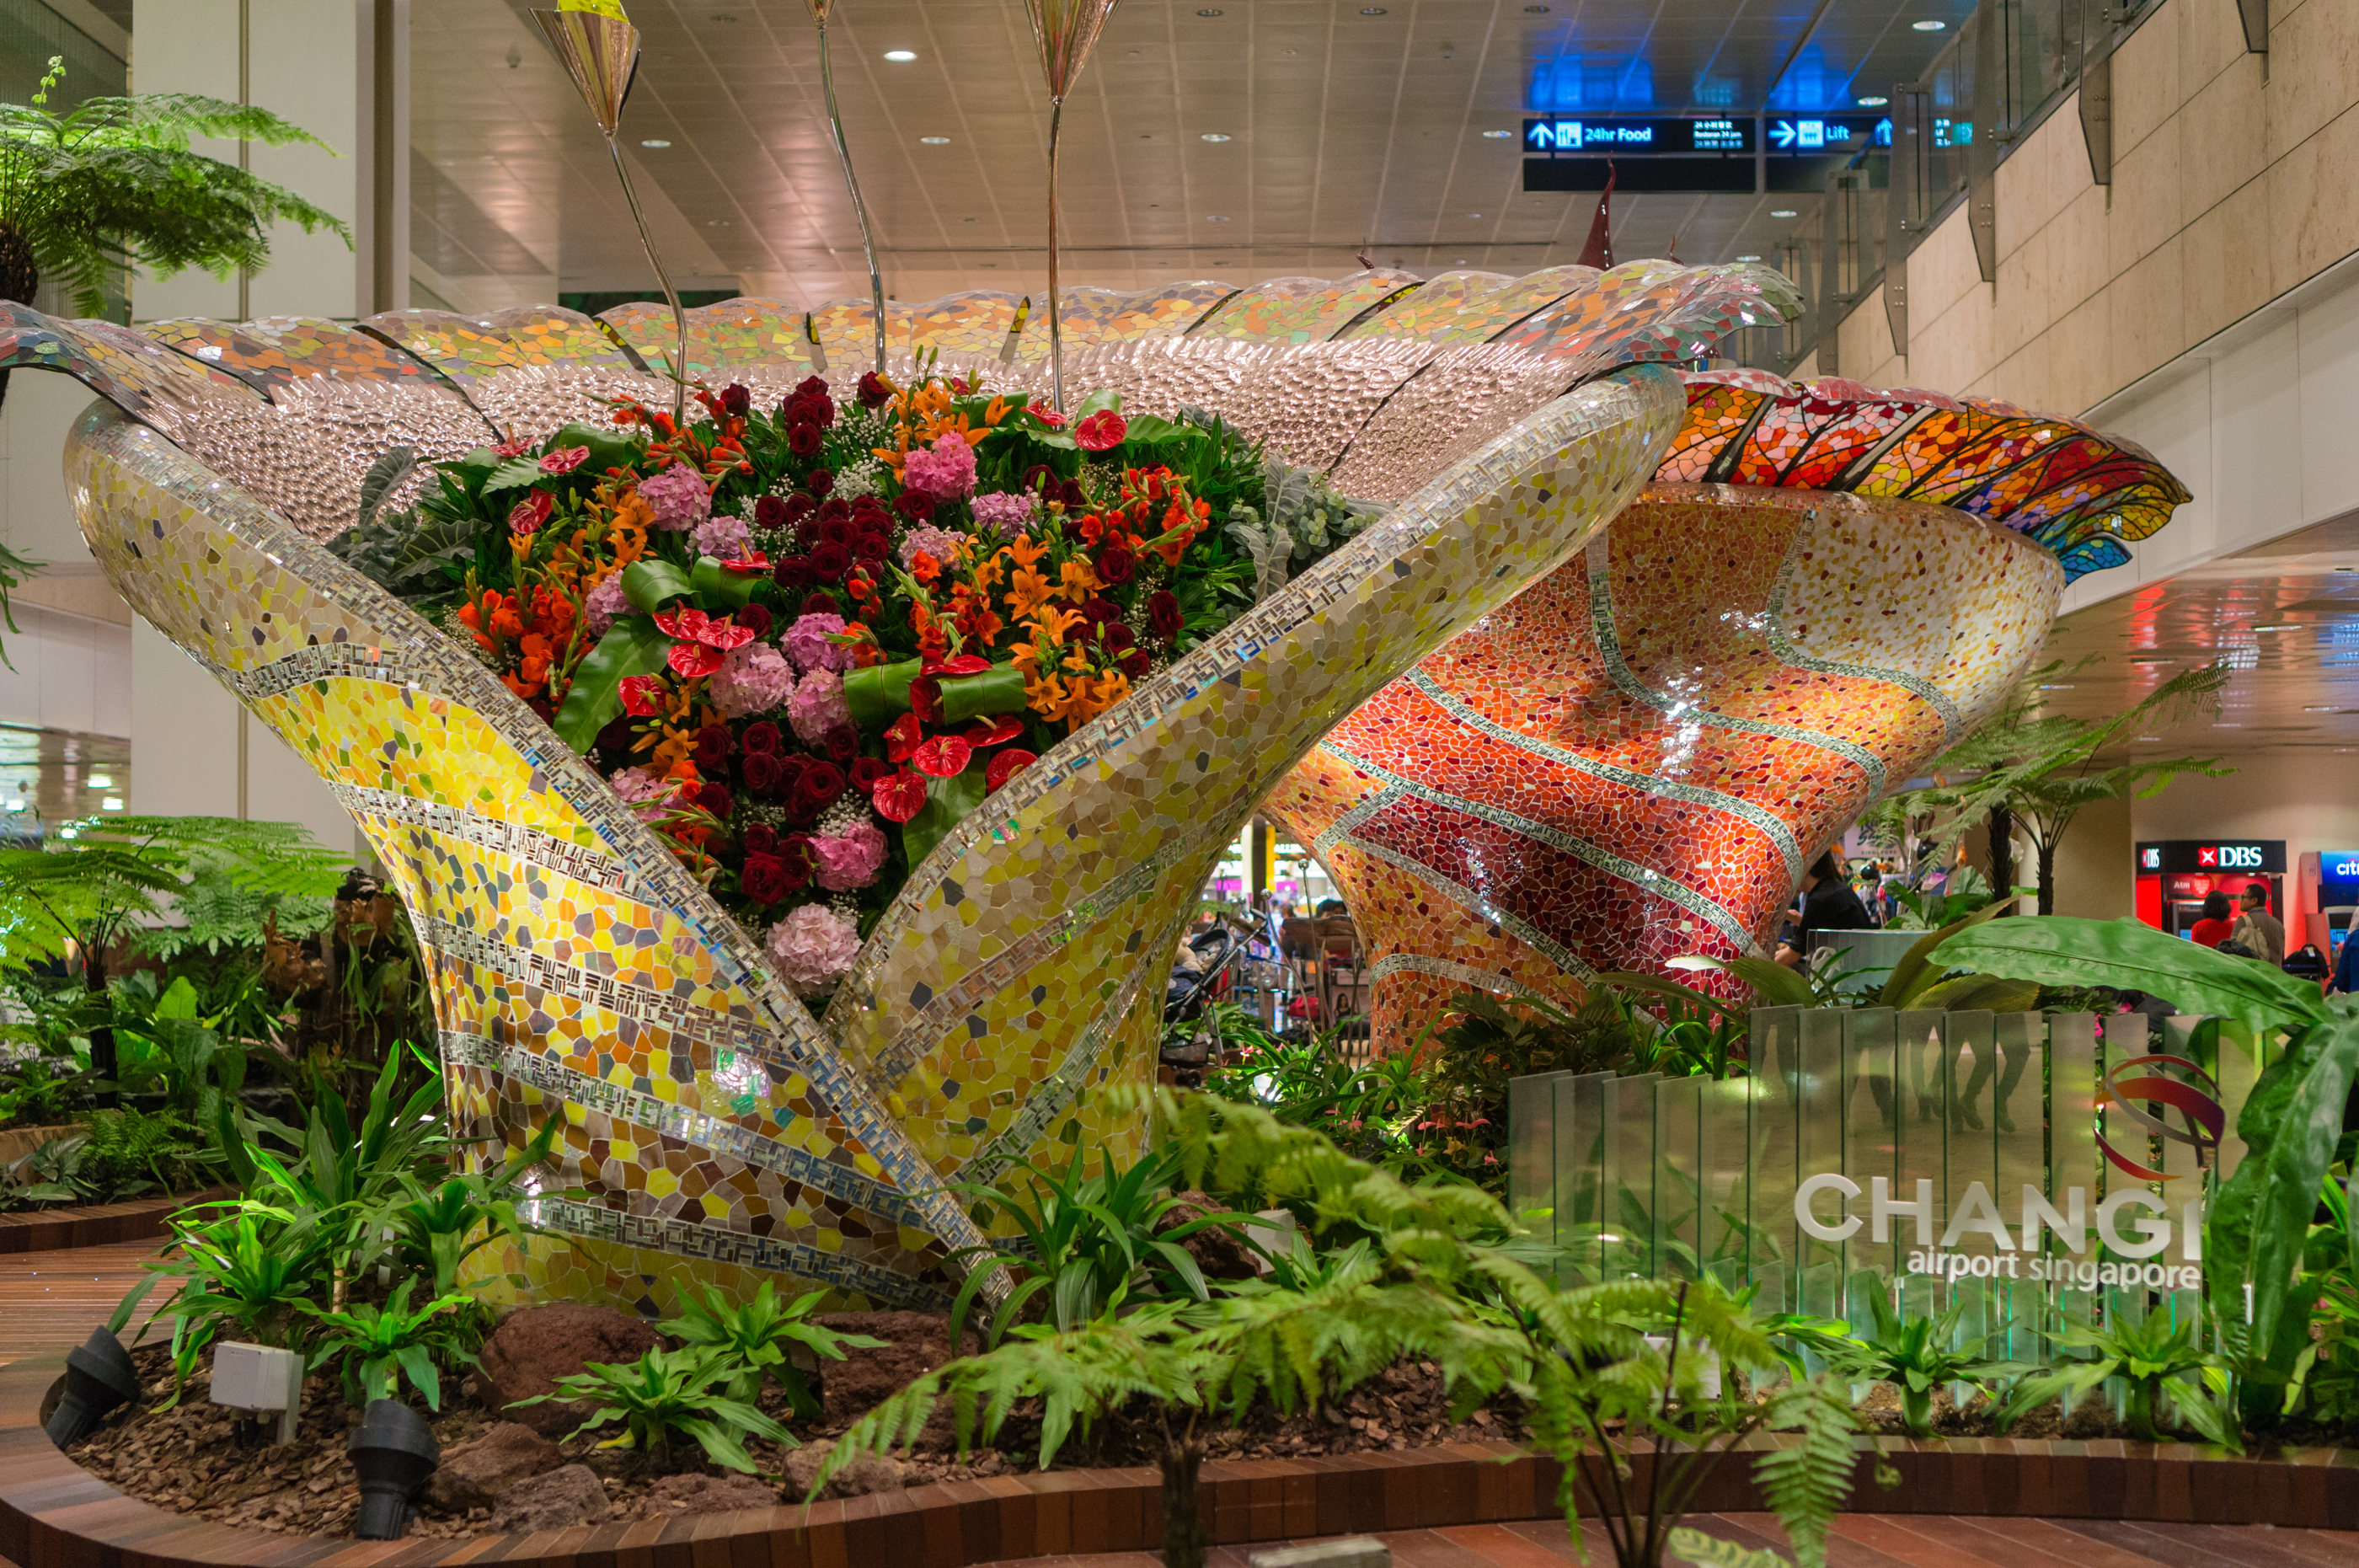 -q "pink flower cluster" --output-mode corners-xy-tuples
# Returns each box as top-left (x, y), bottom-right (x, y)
(788, 667), (853, 747)
(637, 464), (712, 532)
(897, 525), (968, 571)
(970, 490), (1035, 538)
(709, 642), (796, 719)
(784, 611), (853, 673)
(768, 902), (861, 994)
(607, 766), (681, 823)
(811, 819), (887, 891)
(582, 573), (631, 637)
(692, 514), (753, 560)
(902, 434), (977, 498)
